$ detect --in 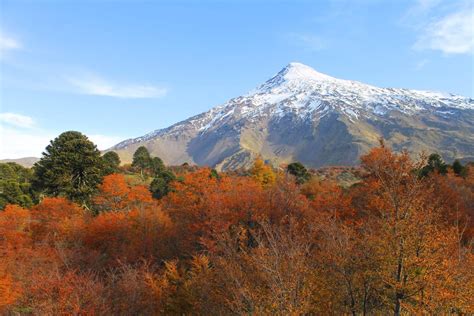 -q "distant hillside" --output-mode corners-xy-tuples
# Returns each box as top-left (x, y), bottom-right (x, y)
(110, 62), (474, 170)
(0, 157), (39, 168)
